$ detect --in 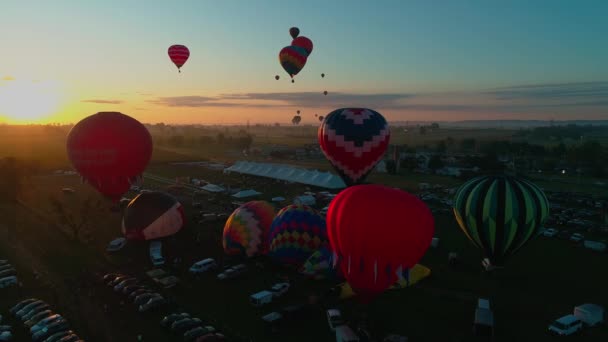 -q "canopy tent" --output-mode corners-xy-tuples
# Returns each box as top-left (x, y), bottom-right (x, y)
(224, 161), (346, 189)
(232, 189), (262, 198)
(201, 184), (225, 193)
